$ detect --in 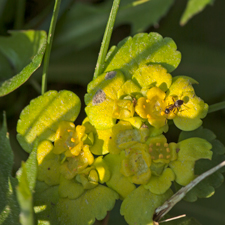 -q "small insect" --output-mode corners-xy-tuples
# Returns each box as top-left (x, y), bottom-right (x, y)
(164, 99), (184, 115)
